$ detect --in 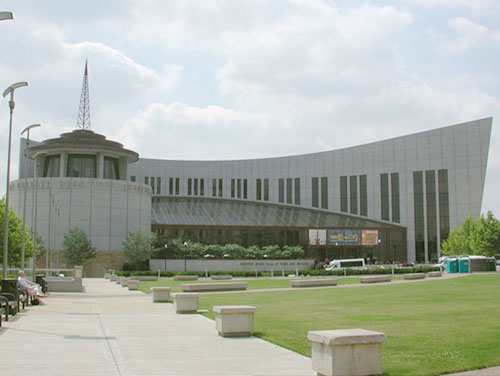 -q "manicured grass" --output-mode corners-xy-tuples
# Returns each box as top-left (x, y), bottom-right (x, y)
(196, 274), (500, 376)
(138, 275), (397, 294)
